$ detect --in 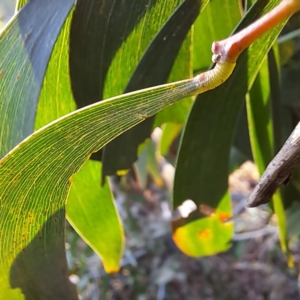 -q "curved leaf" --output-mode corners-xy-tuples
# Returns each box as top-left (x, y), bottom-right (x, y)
(35, 7), (124, 273)
(0, 75), (205, 297)
(0, 1), (77, 298)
